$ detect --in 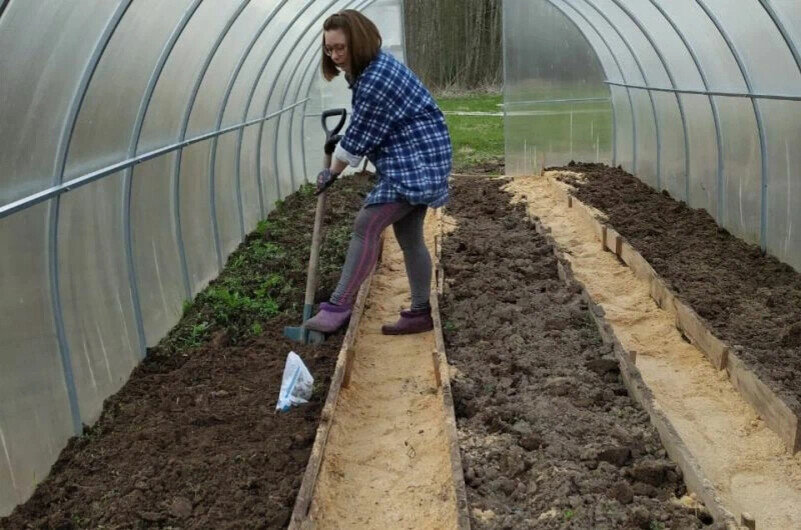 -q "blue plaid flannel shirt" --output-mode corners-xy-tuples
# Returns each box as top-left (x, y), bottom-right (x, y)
(336, 51), (452, 207)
